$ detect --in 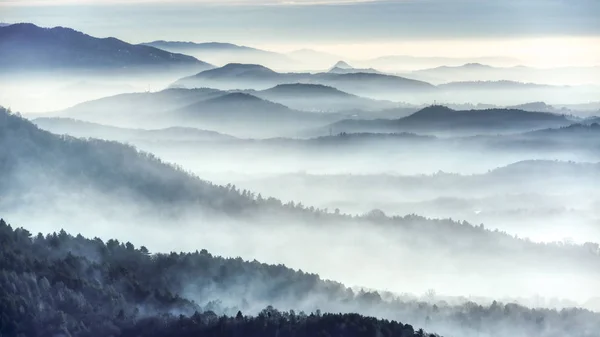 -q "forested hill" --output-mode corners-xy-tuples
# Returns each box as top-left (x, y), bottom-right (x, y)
(0, 107), (253, 212)
(0, 218), (434, 337)
(2, 219), (600, 337)
(1, 107), (600, 276)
